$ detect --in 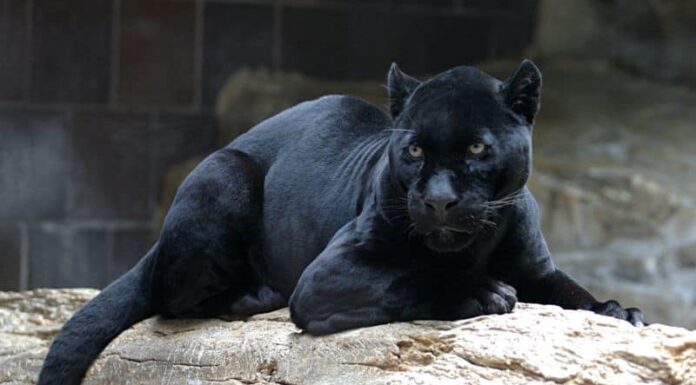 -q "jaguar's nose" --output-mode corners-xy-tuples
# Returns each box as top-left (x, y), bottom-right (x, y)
(423, 194), (459, 217)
